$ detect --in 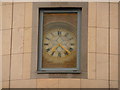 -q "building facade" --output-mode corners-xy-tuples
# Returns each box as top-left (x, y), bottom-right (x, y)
(1, 2), (120, 88)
